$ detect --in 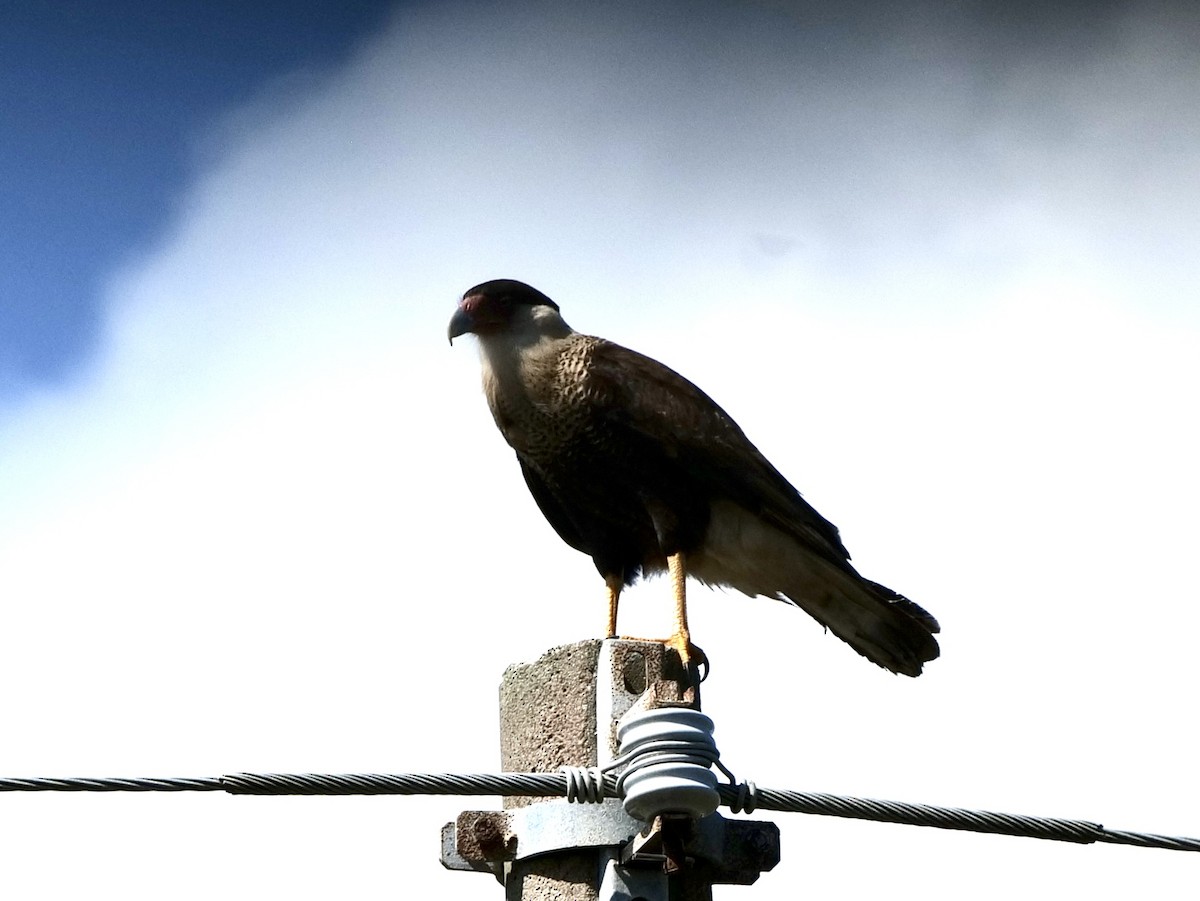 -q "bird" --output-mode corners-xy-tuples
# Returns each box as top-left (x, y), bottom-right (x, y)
(448, 279), (940, 676)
